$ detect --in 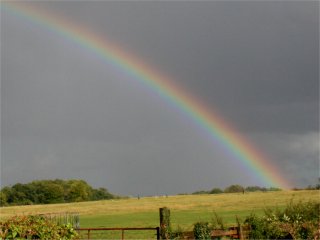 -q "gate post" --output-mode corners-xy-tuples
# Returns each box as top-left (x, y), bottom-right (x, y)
(156, 227), (160, 240)
(159, 207), (171, 239)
